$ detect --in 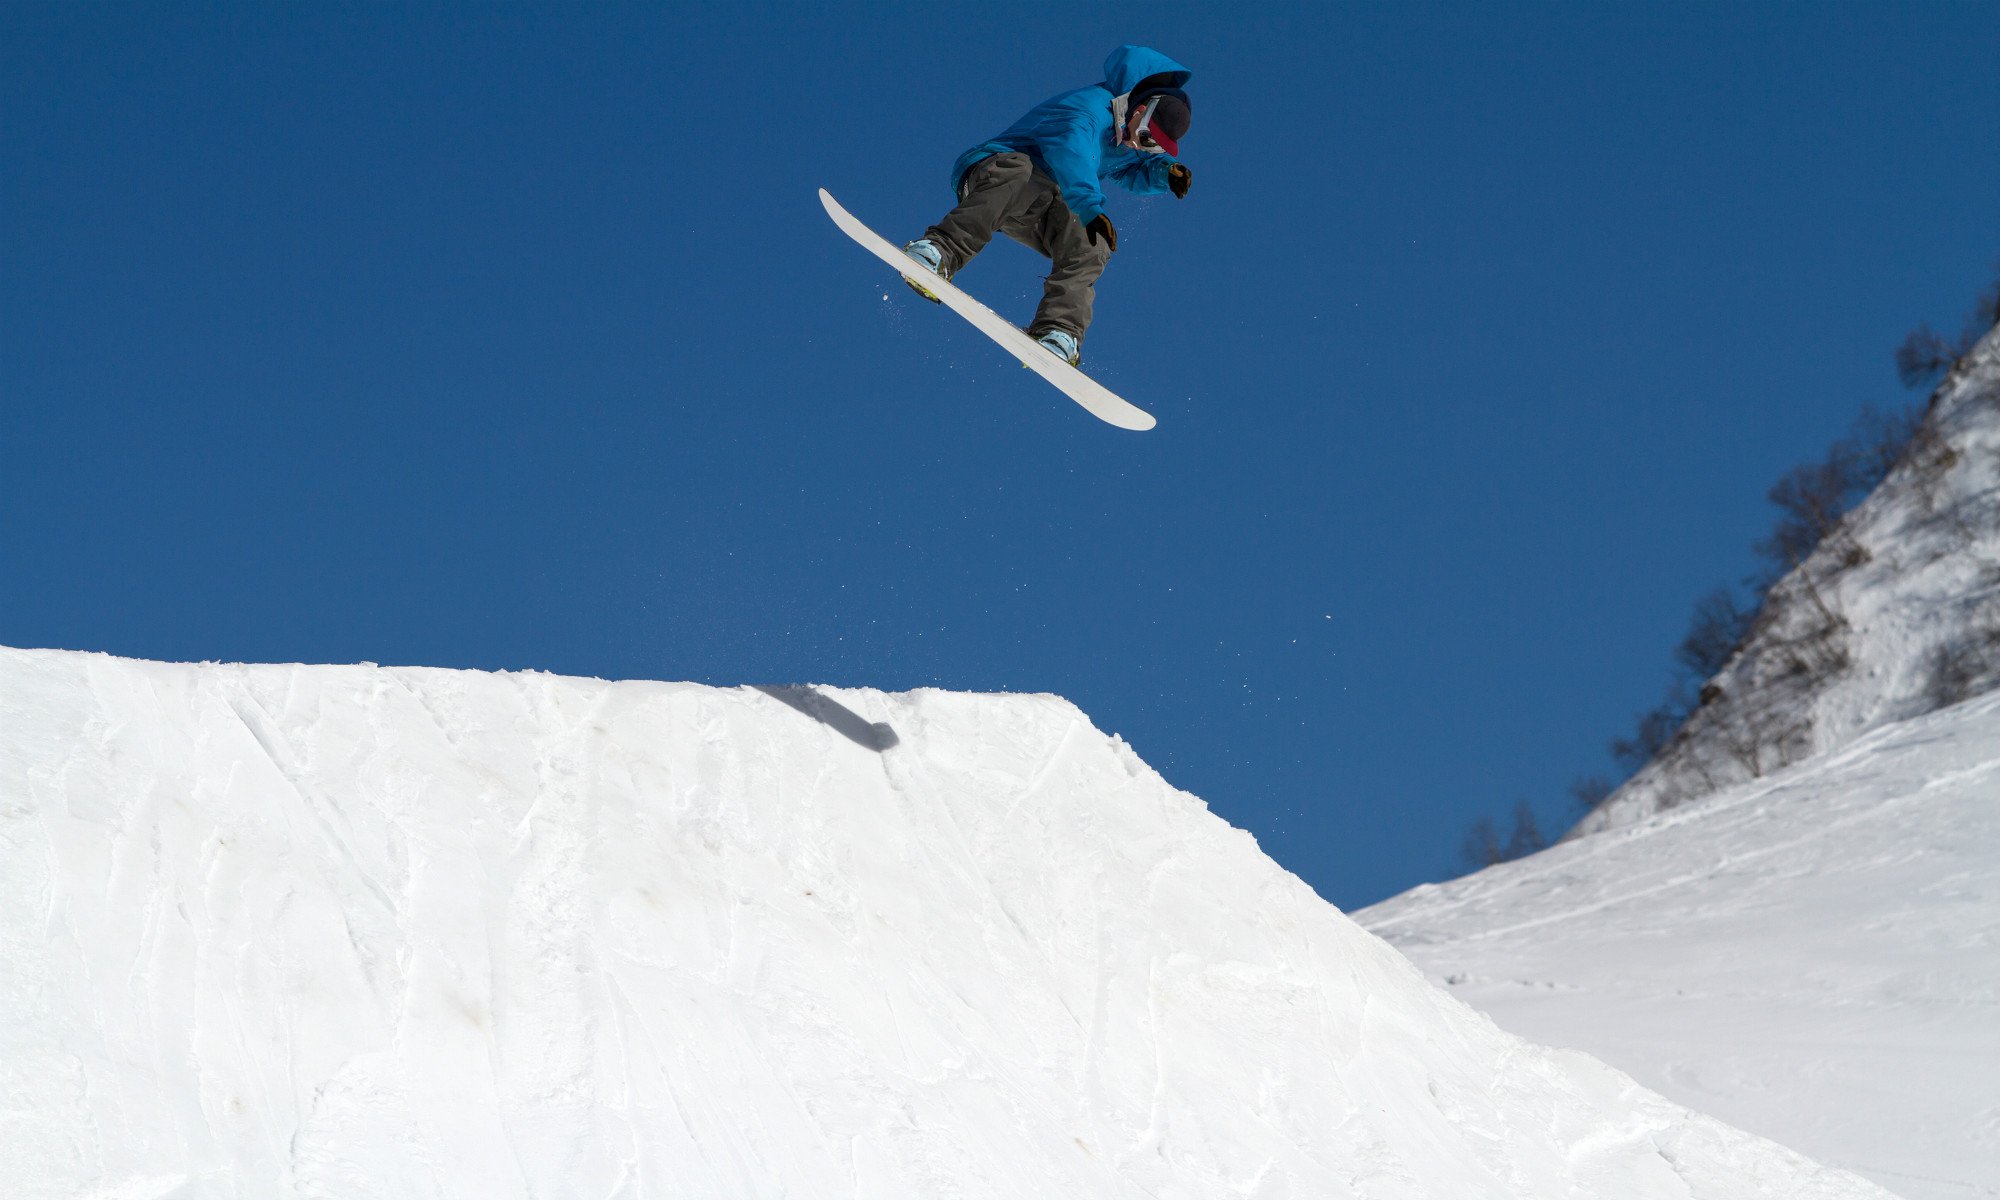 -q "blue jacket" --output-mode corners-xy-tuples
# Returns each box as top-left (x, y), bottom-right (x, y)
(950, 45), (1191, 228)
